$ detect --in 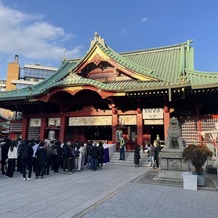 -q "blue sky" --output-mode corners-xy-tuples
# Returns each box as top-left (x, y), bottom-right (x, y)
(0, 0), (218, 79)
